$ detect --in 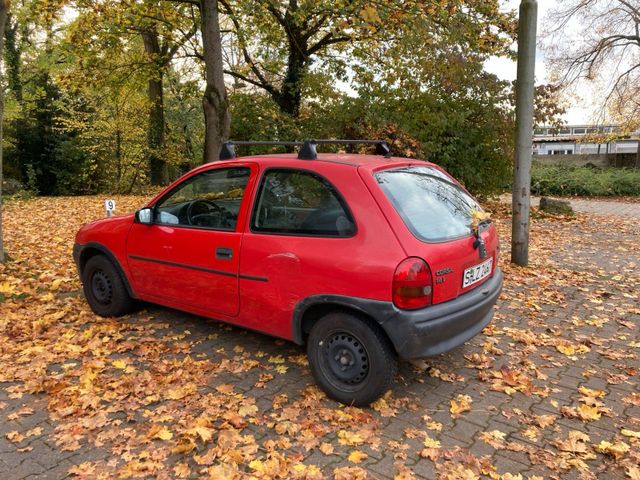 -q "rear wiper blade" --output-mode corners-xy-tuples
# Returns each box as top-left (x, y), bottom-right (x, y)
(478, 219), (492, 230)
